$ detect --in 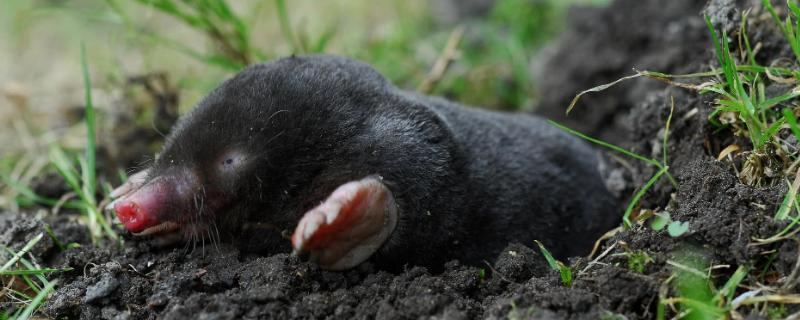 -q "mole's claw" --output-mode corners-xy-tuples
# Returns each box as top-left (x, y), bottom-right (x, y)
(110, 170), (149, 199)
(291, 176), (398, 271)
